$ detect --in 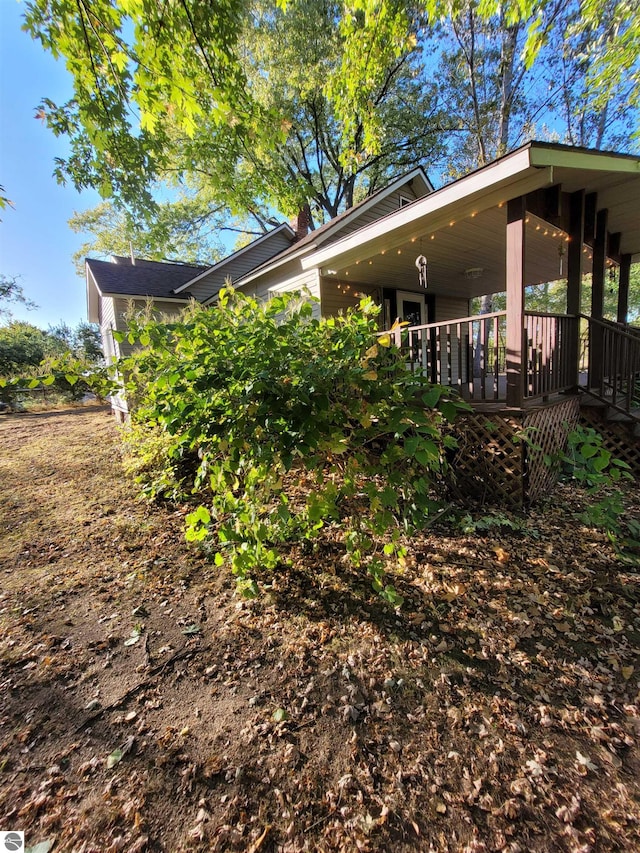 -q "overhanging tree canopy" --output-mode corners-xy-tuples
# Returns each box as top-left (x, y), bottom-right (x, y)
(20, 0), (640, 258)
